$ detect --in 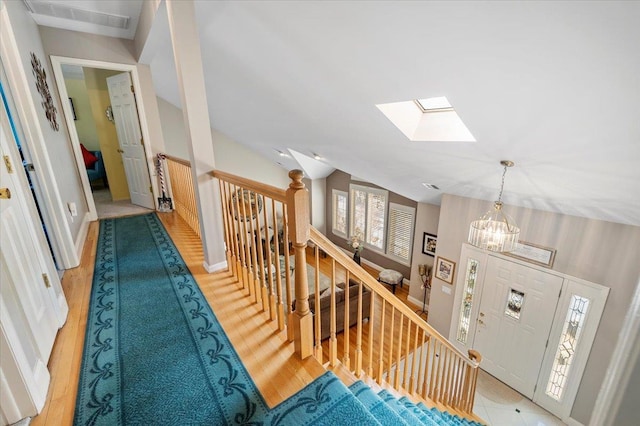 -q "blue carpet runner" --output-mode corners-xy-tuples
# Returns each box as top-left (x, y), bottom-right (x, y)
(74, 213), (482, 425)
